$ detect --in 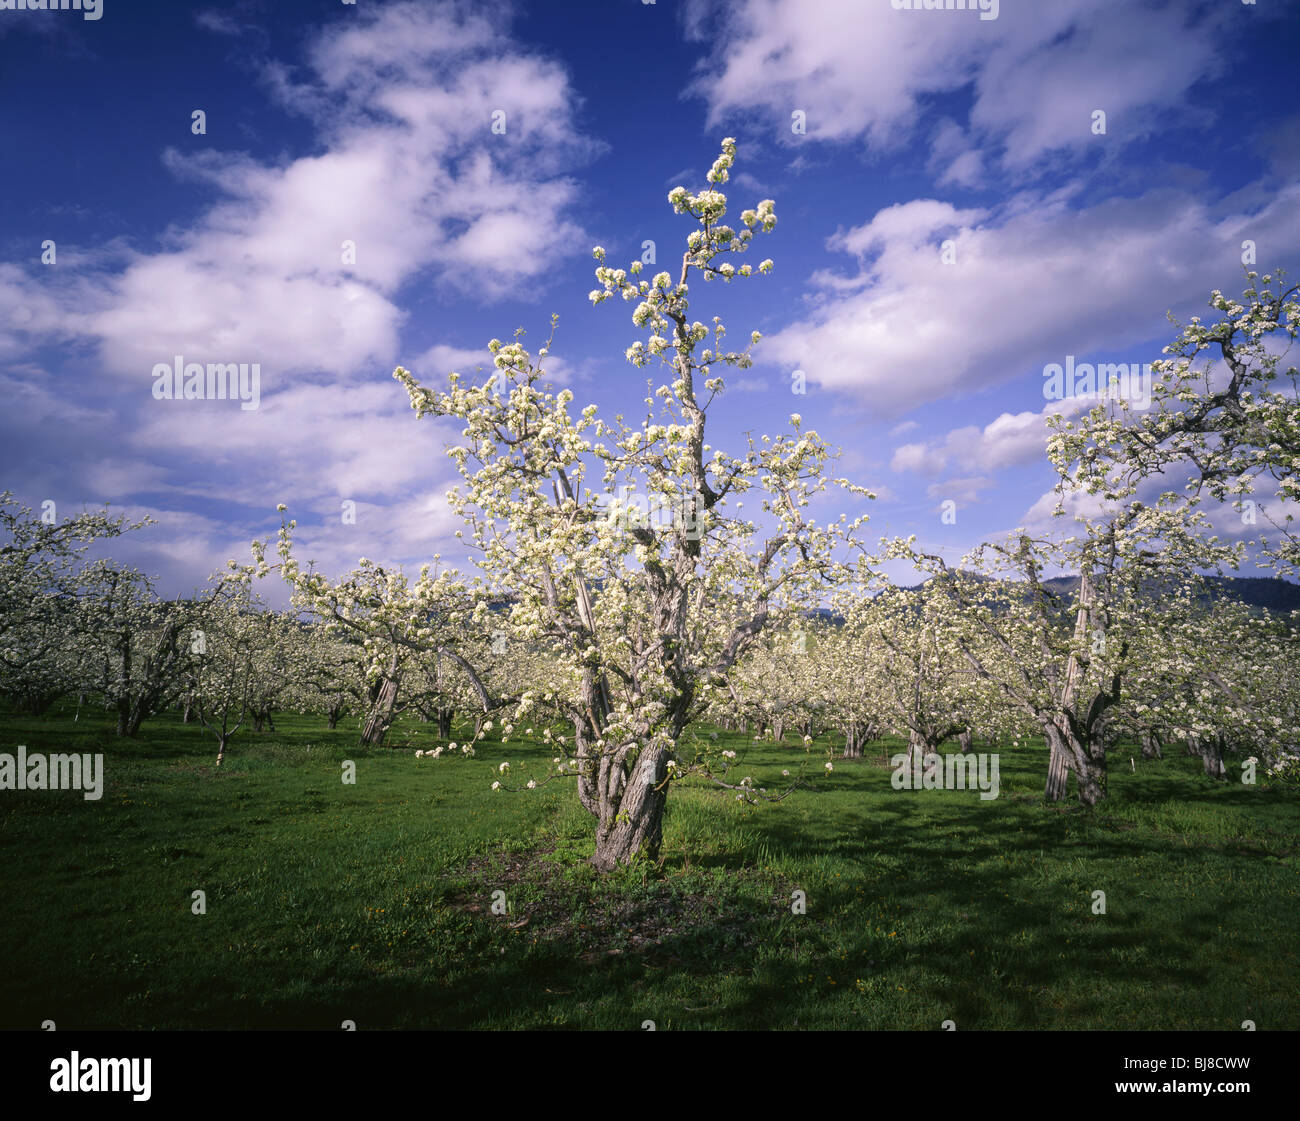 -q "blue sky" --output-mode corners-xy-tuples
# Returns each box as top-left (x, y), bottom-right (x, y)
(3, 0), (1298, 599)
